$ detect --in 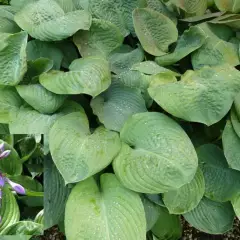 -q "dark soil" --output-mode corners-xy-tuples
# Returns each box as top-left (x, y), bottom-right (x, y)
(181, 217), (240, 240)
